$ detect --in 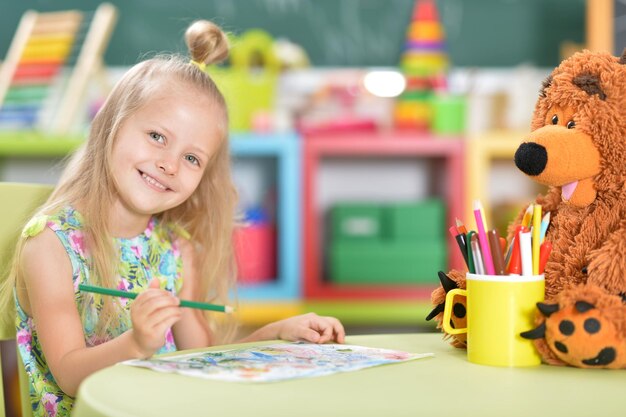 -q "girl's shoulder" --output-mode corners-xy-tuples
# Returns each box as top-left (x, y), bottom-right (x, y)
(21, 206), (82, 238)
(21, 206), (88, 264)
